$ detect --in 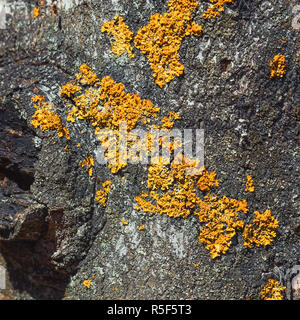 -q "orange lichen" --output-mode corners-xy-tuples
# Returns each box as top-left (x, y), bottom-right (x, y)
(95, 76), (160, 132)
(136, 157), (209, 219)
(75, 63), (99, 85)
(79, 156), (94, 167)
(31, 95), (46, 103)
(197, 168), (219, 191)
(138, 224), (145, 231)
(8, 129), (23, 136)
(134, 137), (279, 260)
(145, 124), (182, 162)
(136, 162), (253, 259)
(65, 73), (160, 131)
(31, 64), (279, 261)
(269, 54), (286, 78)
(30, 96), (70, 139)
(101, 15), (134, 58)
(196, 195), (247, 258)
(134, 0), (202, 87)
(82, 280), (92, 289)
(79, 156), (94, 179)
(95, 180), (113, 207)
(60, 82), (81, 98)
(33, 7), (40, 19)
(135, 194), (157, 214)
(243, 209), (279, 248)
(203, 0), (235, 19)
(50, 0), (57, 16)
(160, 112), (181, 129)
(147, 163), (174, 191)
(63, 65), (160, 173)
(260, 279), (286, 300)
(121, 218), (128, 225)
(168, 0), (199, 12)
(245, 175), (254, 192)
